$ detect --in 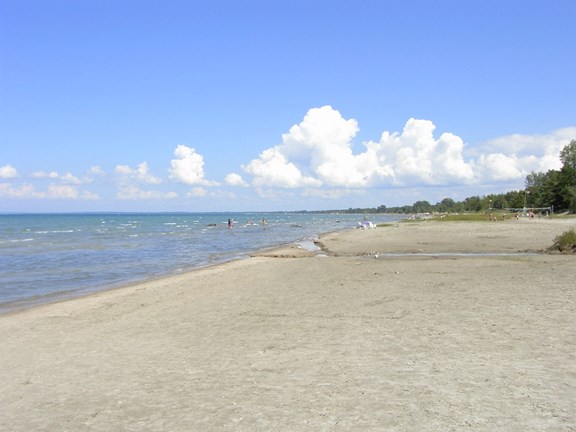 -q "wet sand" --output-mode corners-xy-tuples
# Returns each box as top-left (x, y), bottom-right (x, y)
(1, 217), (575, 431)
